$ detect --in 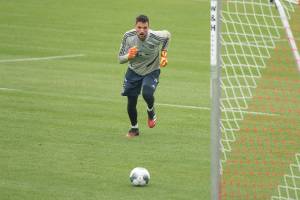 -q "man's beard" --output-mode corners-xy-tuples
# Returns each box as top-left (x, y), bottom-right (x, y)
(138, 33), (146, 40)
